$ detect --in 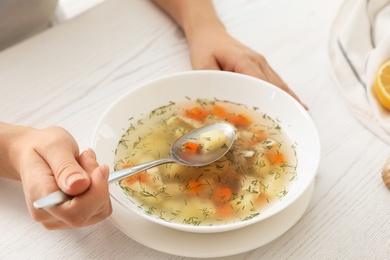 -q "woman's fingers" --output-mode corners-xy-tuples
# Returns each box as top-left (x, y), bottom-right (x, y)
(42, 165), (111, 229)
